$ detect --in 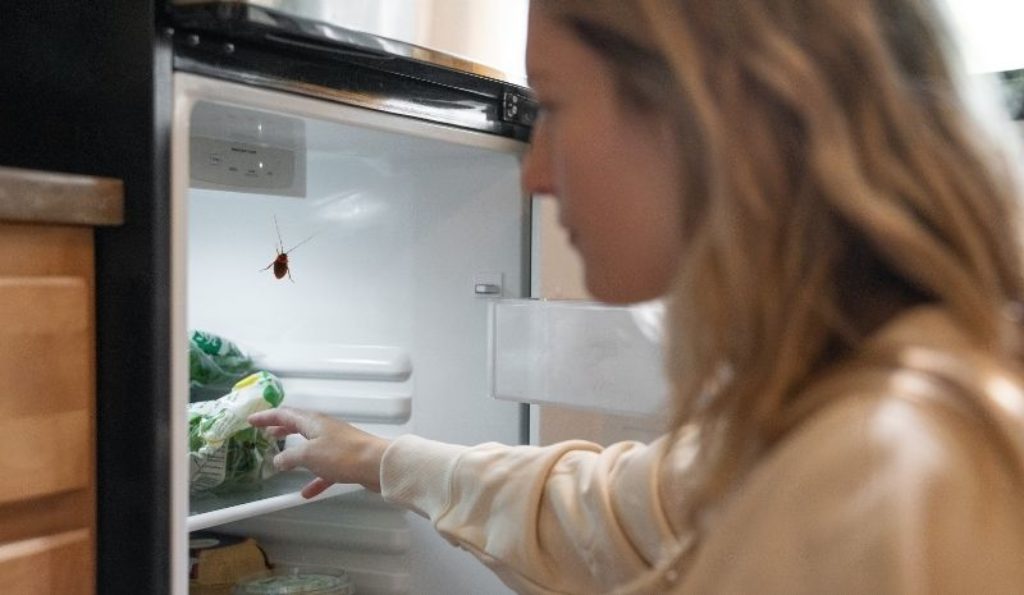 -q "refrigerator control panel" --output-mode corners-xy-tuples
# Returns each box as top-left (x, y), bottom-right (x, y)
(190, 137), (303, 196)
(189, 101), (307, 197)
